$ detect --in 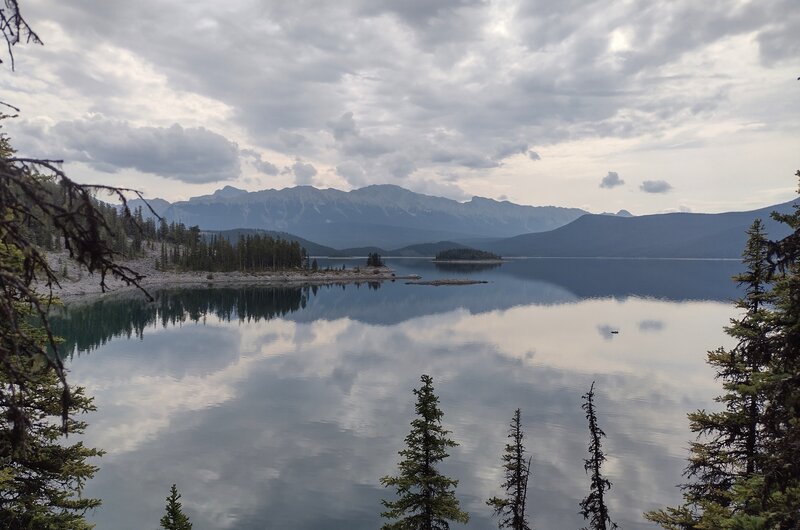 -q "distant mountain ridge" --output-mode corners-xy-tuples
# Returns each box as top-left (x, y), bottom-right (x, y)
(481, 200), (797, 258)
(158, 199), (798, 260)
(129, 184), (593, 249)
